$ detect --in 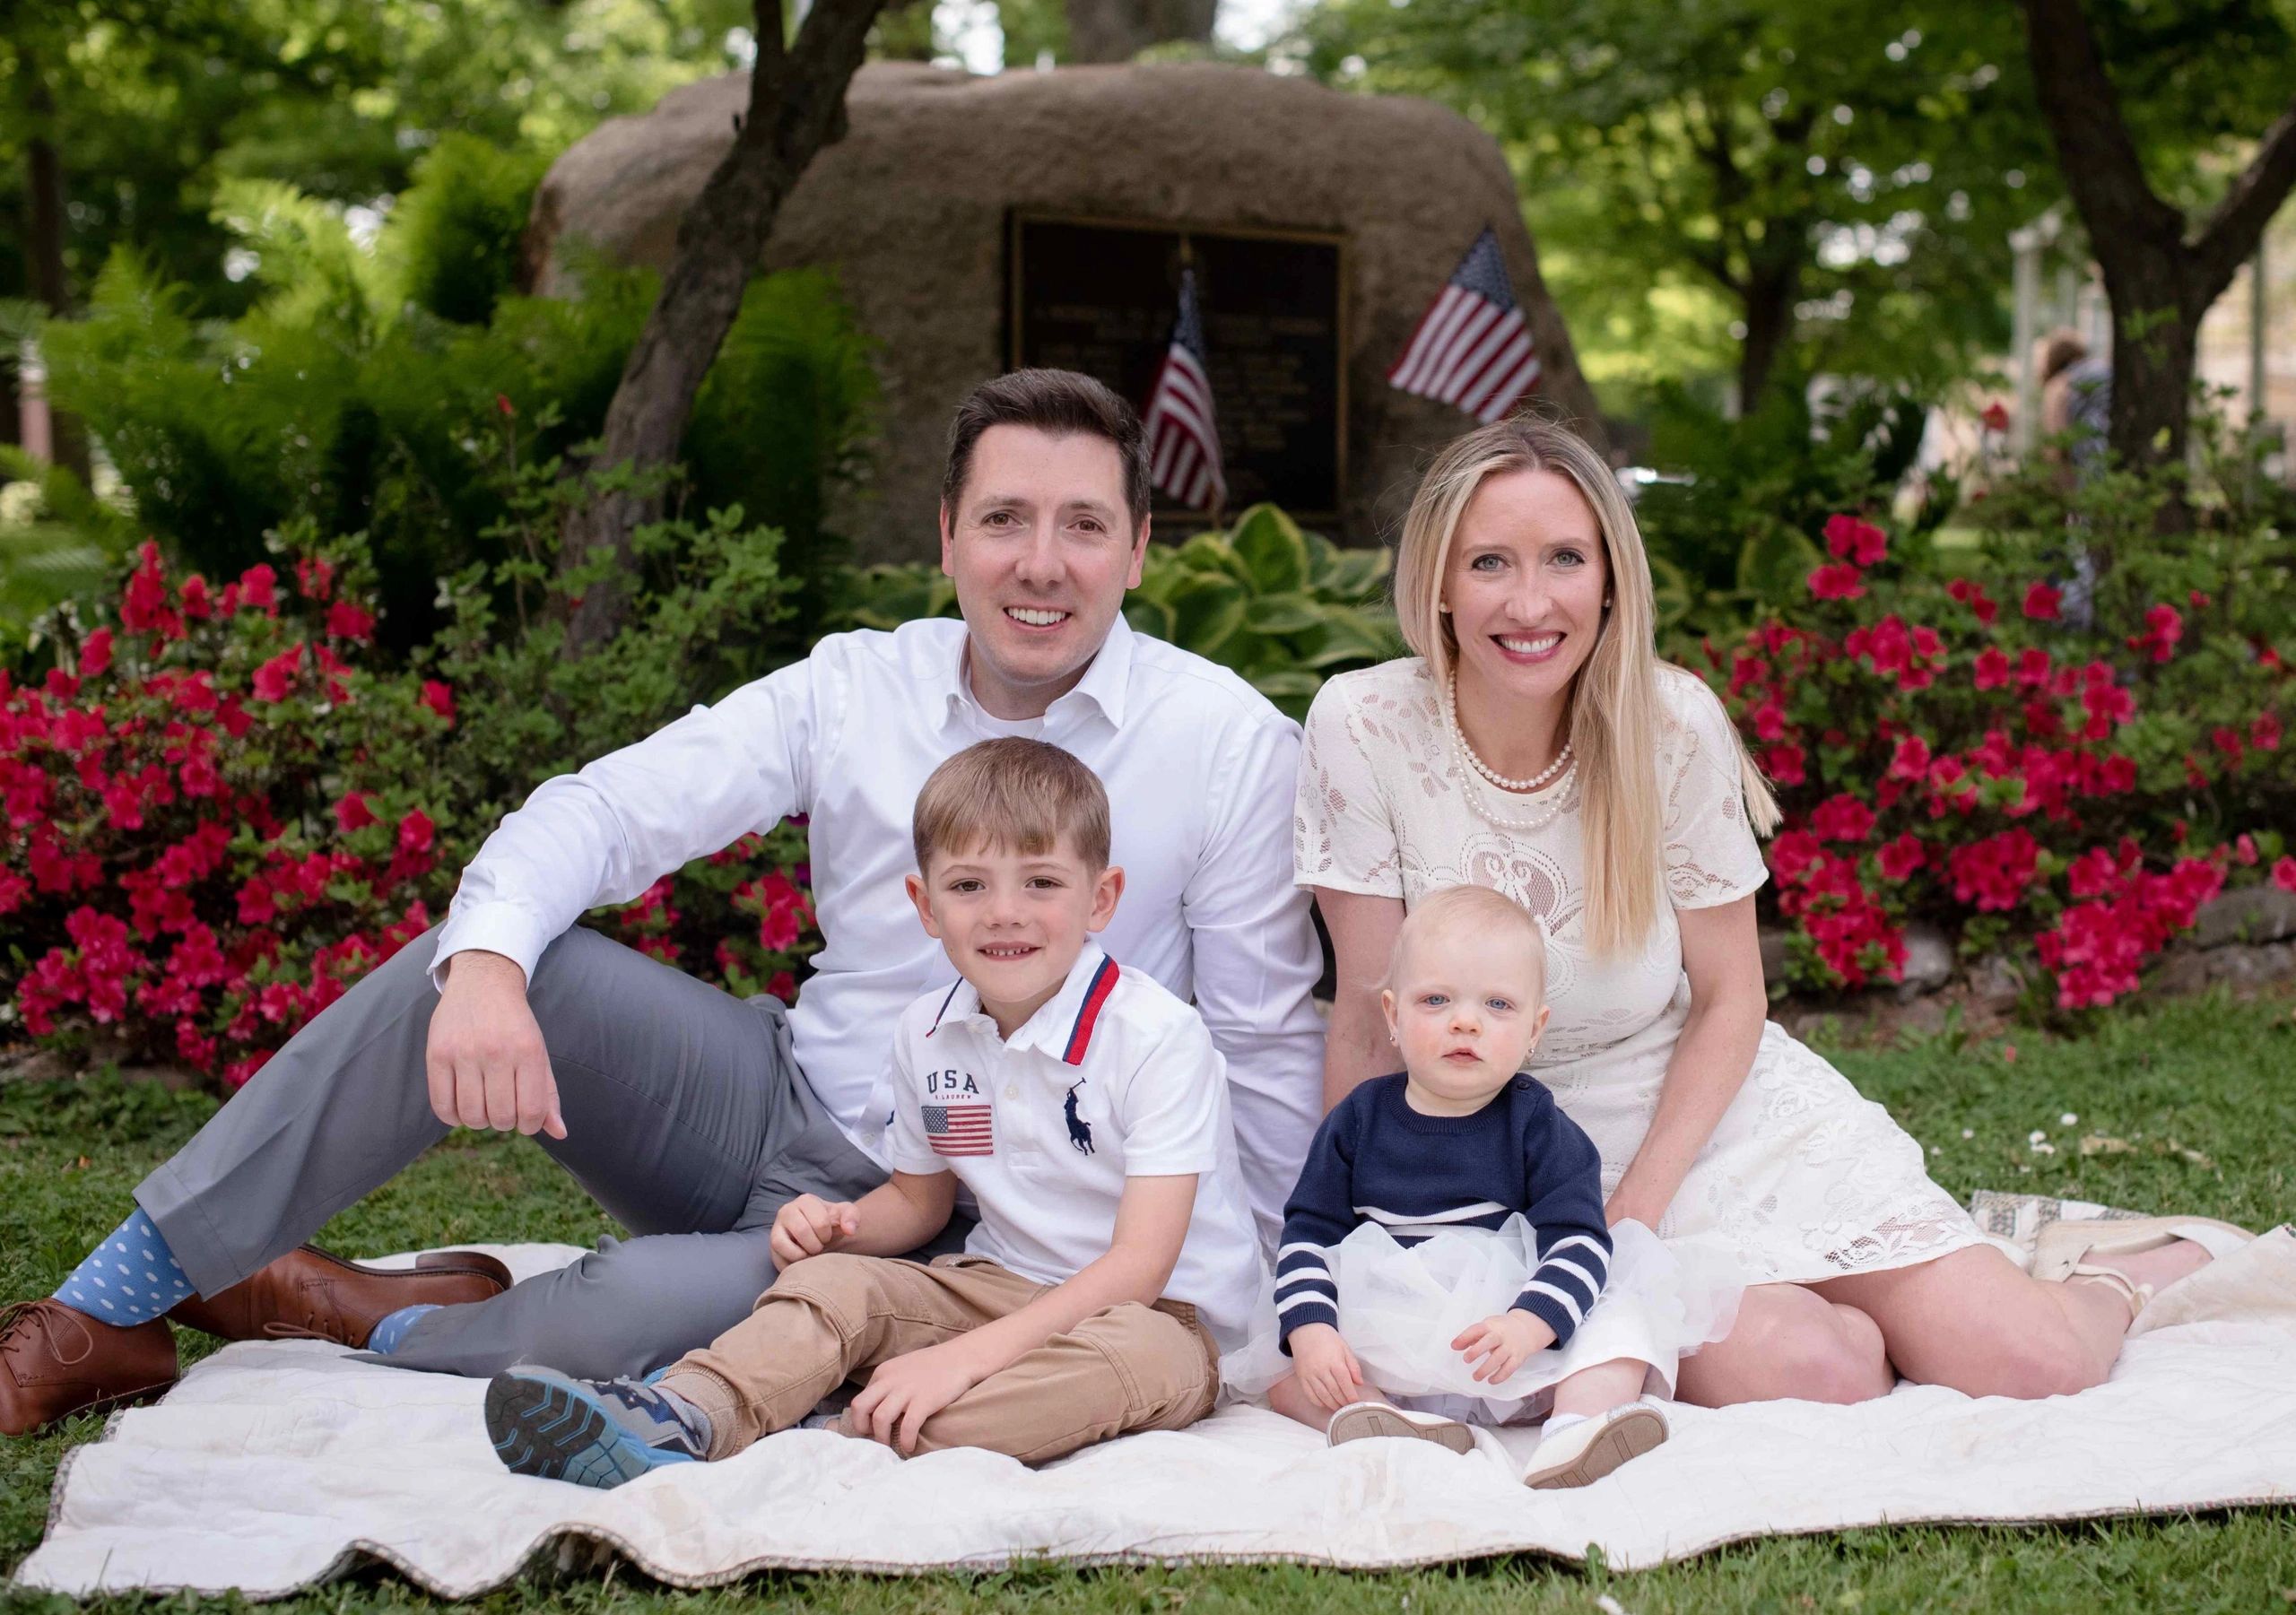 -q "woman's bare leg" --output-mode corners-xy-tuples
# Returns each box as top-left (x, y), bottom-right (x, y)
(1674, 1282), (1893, 1408)
(1813, 1238), (2208, 1400)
